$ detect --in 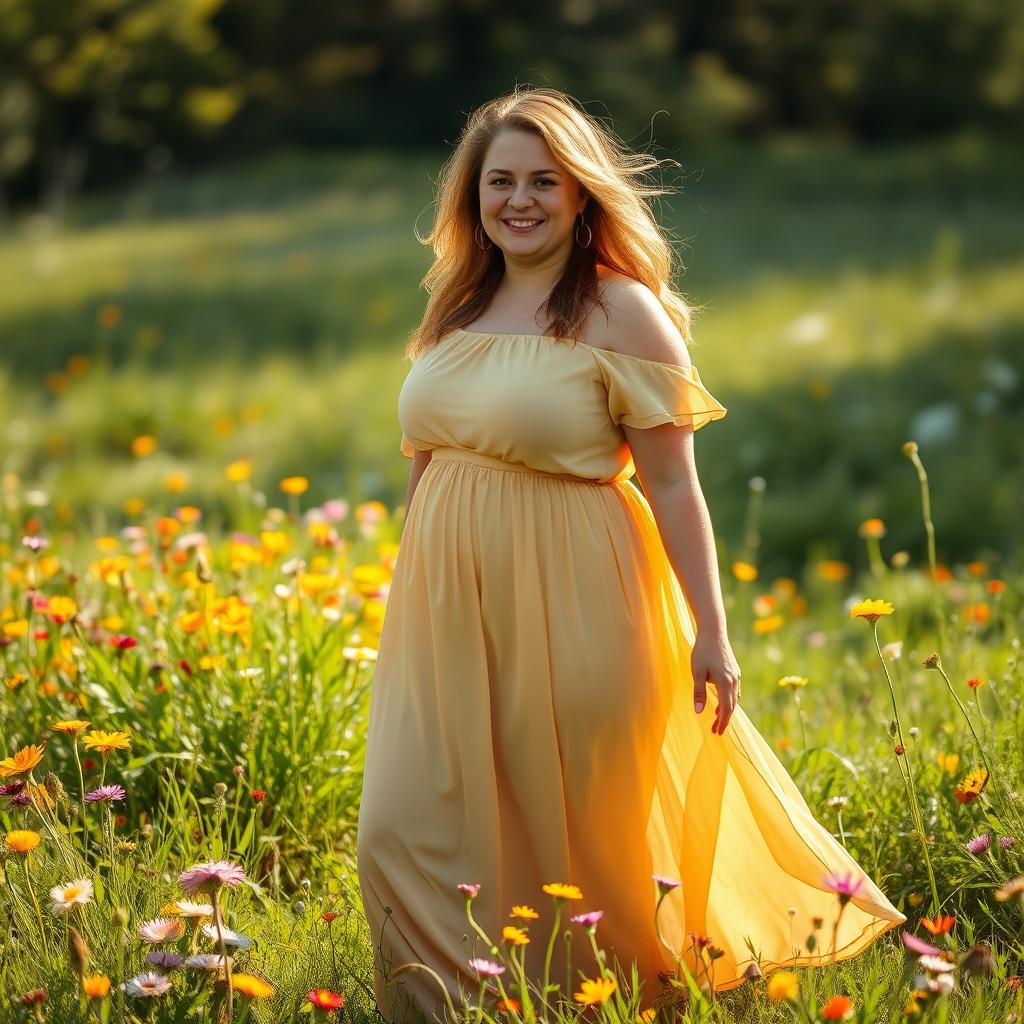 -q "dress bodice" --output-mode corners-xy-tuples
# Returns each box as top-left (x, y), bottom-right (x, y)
(398, 329), (728, 484)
